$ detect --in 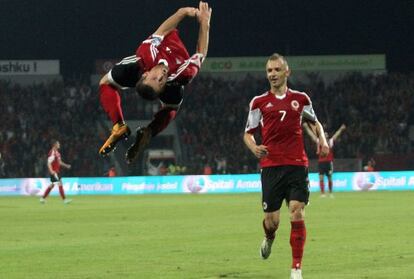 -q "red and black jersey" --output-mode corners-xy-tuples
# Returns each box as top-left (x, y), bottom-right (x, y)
(136, 29), (203, 86)
(47, 148), (61, 173)
(245, 88), (317, 168)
